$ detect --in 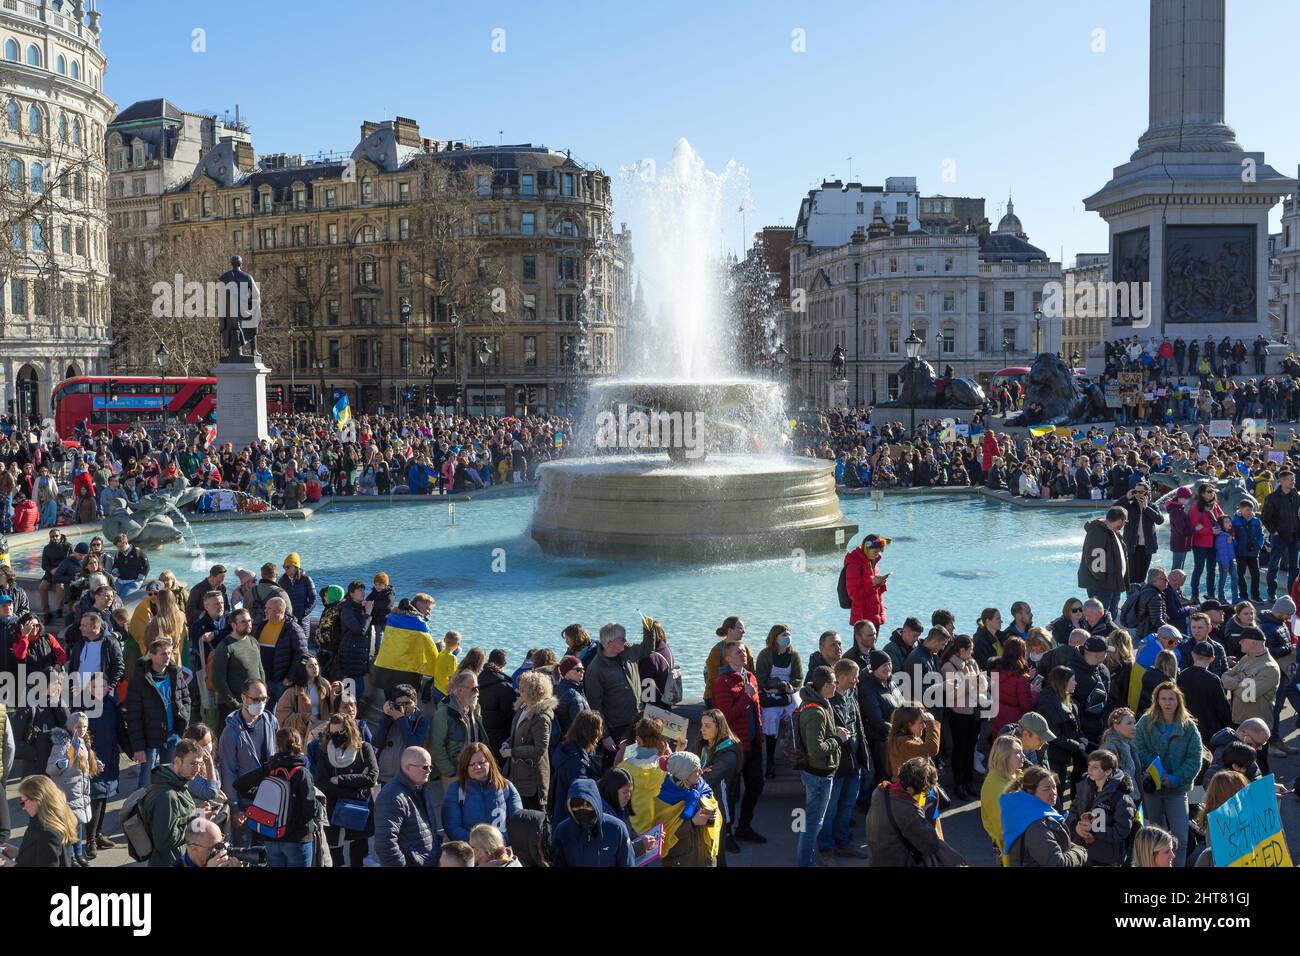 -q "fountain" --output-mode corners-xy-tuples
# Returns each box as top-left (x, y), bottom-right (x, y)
(529, 141), (857, 560)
